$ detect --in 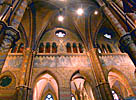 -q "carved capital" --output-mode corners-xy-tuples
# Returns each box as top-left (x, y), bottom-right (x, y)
(5, 26), (20, 43)
(119, 34), (134, 47)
